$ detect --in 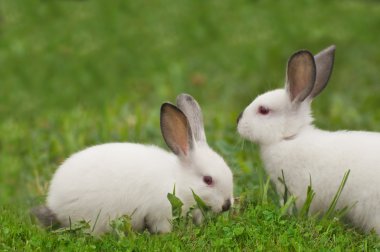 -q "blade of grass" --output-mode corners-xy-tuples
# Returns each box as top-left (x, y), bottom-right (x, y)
(167, 184), (184, 220)
(323, 170), (350, 220)
(278, 170), (289, 204)
(279, 195), (297, 217)
(299, 175), (316, 218)
(262, 177), (271, 205)
(191, 189), (210, 217)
